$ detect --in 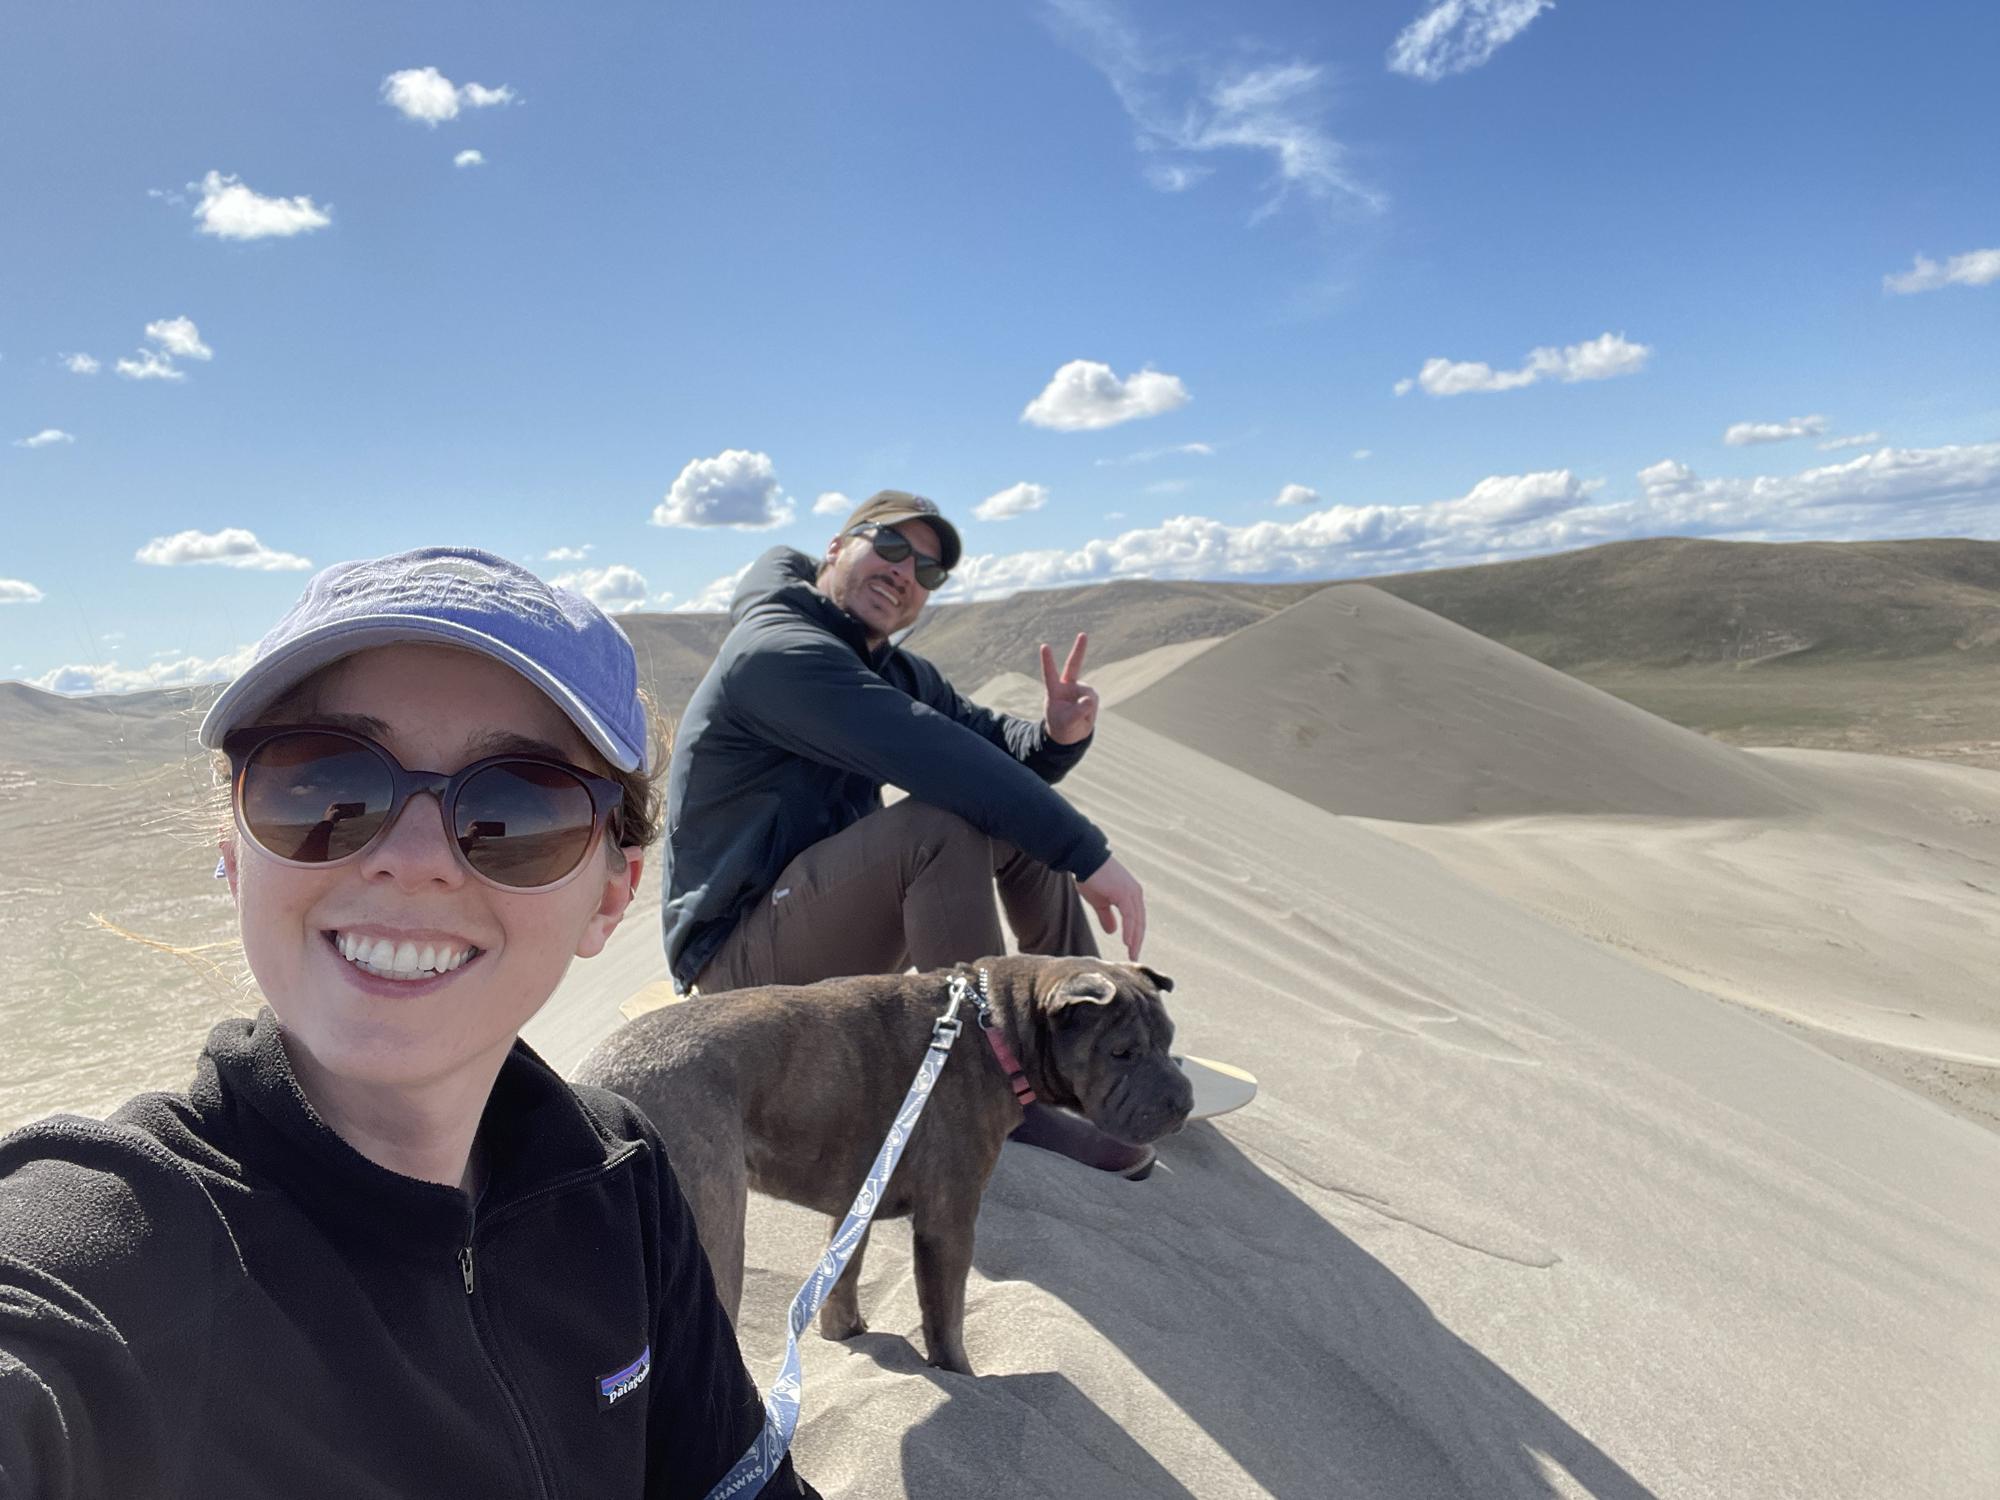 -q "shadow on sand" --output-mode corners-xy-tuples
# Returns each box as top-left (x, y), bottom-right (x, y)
(860, 1123), (1660, 1499)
